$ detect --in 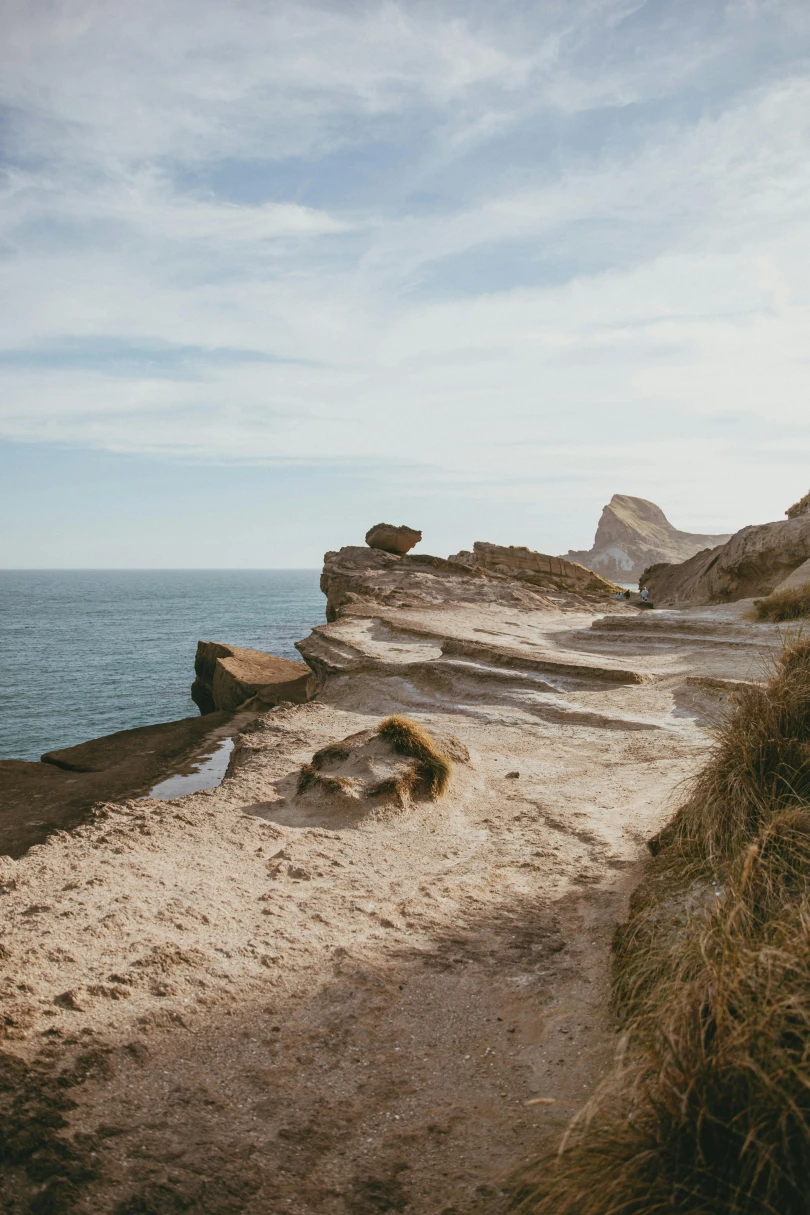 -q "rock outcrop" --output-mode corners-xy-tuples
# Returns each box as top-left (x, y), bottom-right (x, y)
(319, 543), (618, 624)
(191, 641), (314, 714)
(365, 523), (422, 554)
(448, 541), (616, 593)
(641, 514), (810, 607)
(566, 494), (731, 581)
